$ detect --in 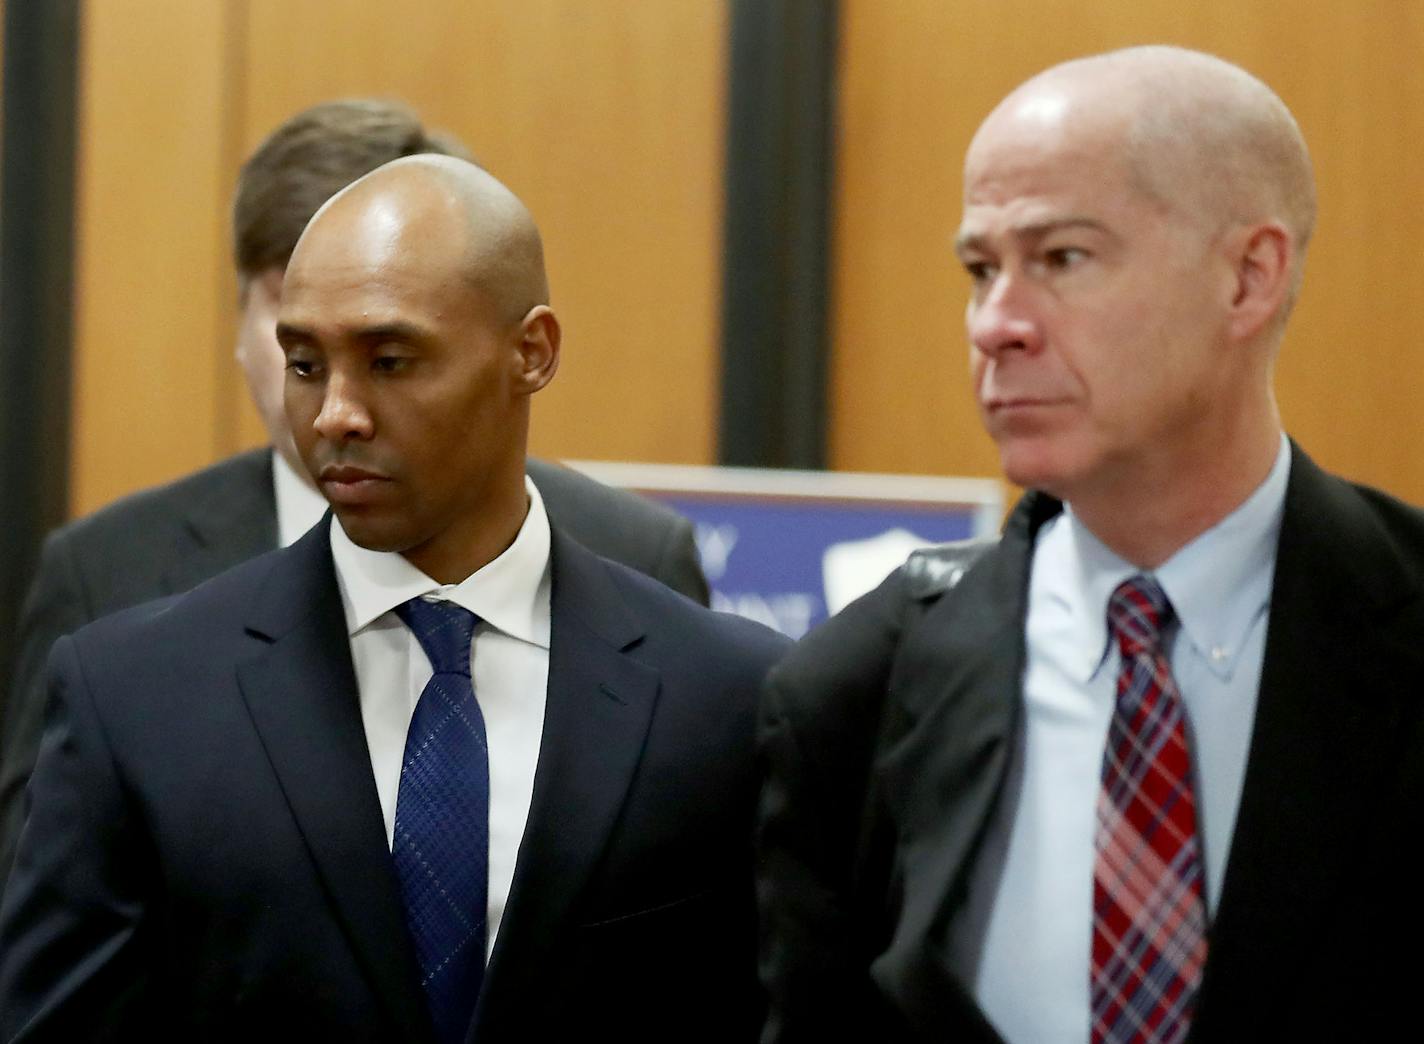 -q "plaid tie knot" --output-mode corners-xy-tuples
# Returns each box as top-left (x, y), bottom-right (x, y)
(1107, 575), (1173, 661)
